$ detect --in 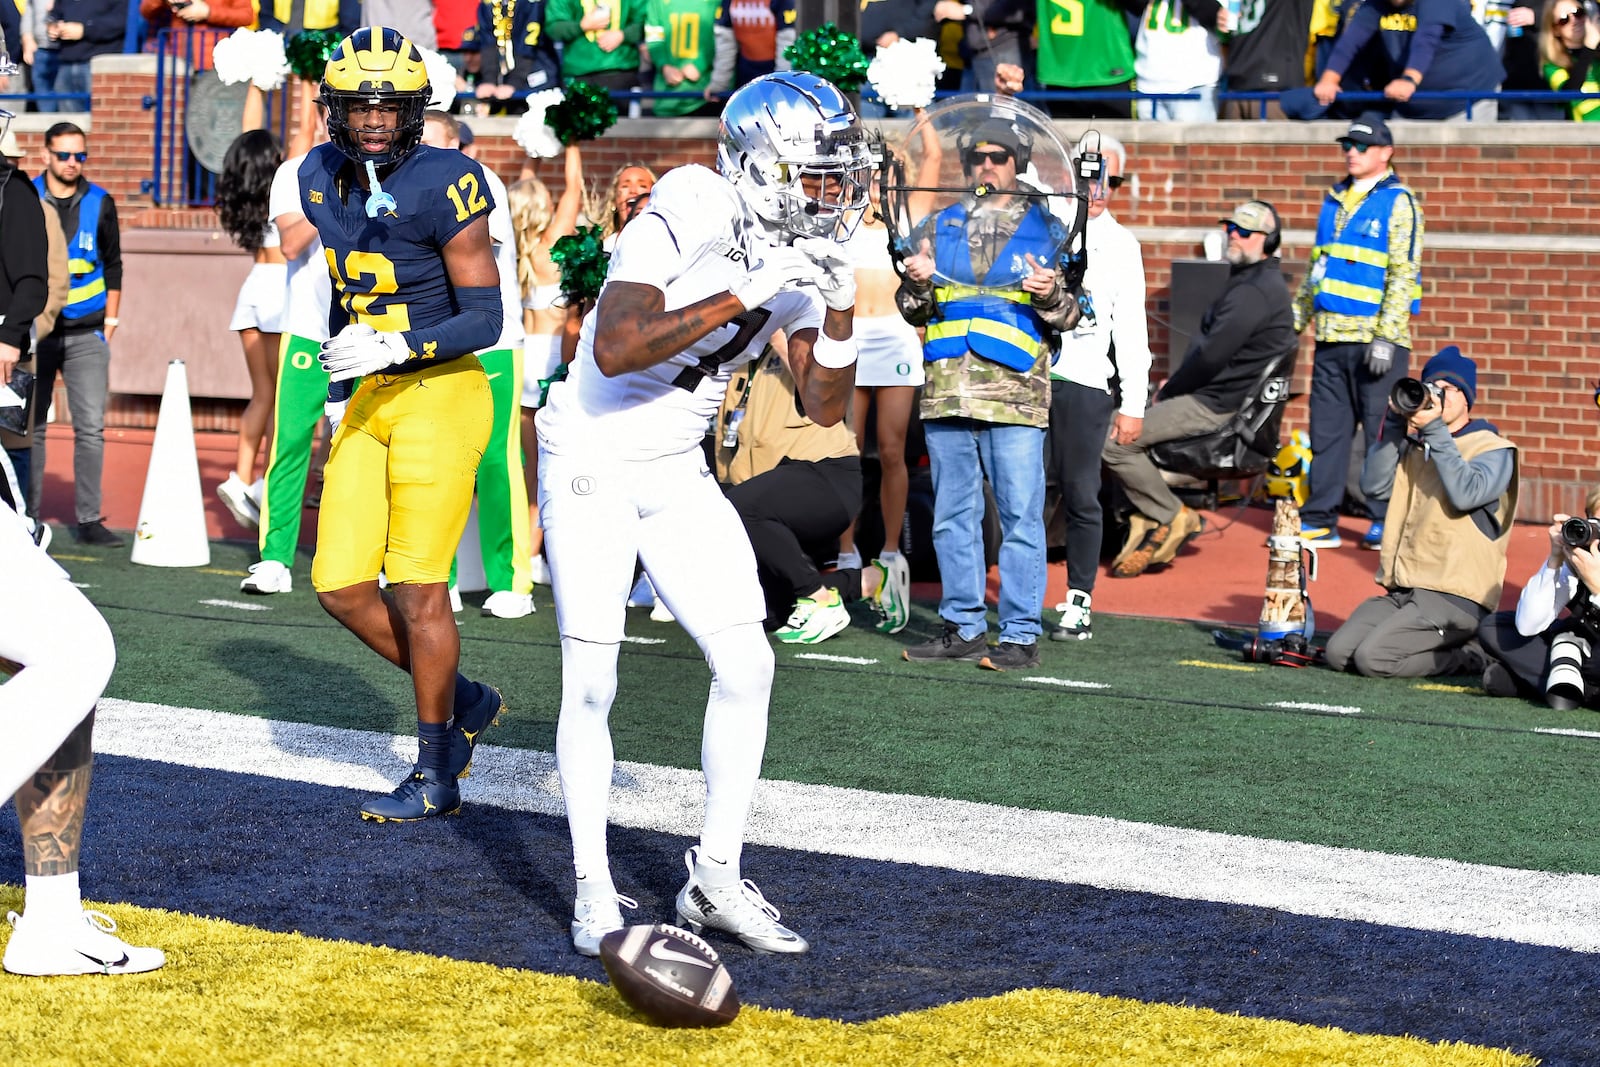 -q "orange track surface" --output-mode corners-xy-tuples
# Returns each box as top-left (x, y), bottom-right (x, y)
(36, 424), (1551, 631)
